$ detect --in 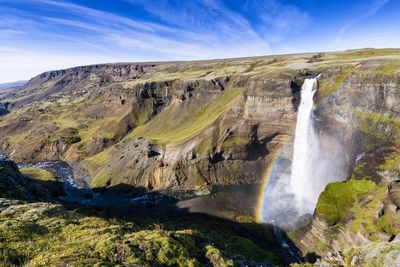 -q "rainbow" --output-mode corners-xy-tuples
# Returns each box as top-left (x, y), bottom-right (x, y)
(255, 144), (286, 223)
